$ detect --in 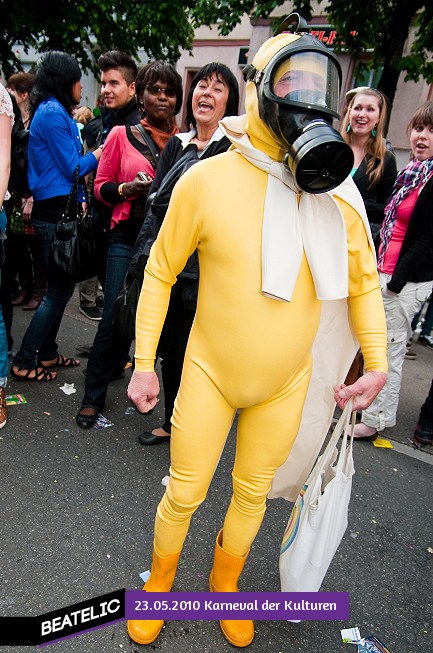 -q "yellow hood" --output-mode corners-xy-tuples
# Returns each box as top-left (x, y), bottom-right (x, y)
(245, 32), (302, 161)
